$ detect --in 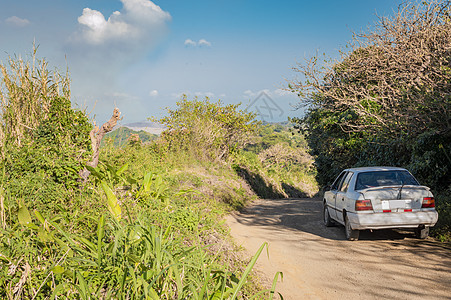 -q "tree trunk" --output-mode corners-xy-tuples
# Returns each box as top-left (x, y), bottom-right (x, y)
(79, 108), (122, 181)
